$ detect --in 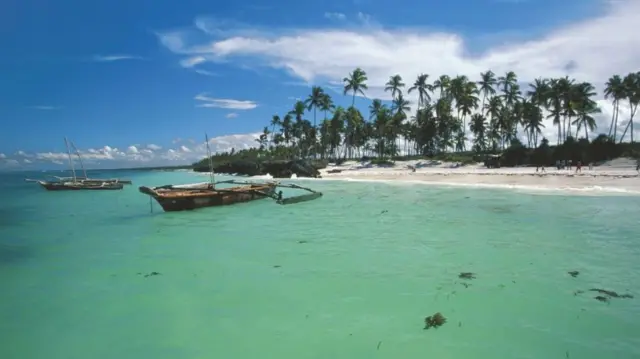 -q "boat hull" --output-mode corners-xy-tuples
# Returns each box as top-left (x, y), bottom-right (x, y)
(40, 182), (124, 191)
(141, 184), (277, 212)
